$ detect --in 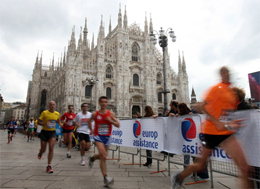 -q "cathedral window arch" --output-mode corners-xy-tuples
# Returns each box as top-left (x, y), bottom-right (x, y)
(132, 44), (139, 62)
(133, 74), (139, 86)
(106, 65), (113, 79)
(172, 93), (176, 100)
(44, 72), (47, 77)
(85, 85), (91, 97)
(158, 92), (162, 103)
(106, 87), (112, 99)
(157, 73), (162, 85)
